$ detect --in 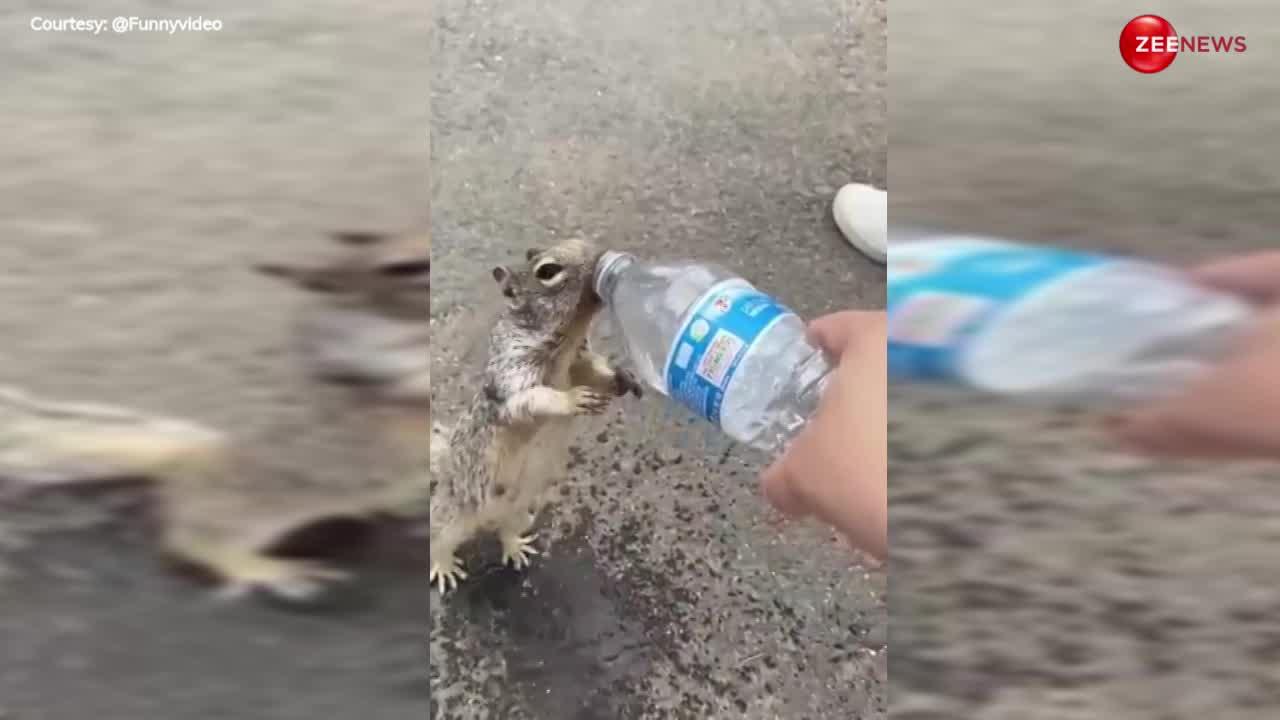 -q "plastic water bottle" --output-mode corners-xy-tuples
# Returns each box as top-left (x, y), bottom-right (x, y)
(888, 231), (1254, 400)
(594, 252), (831, 456)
